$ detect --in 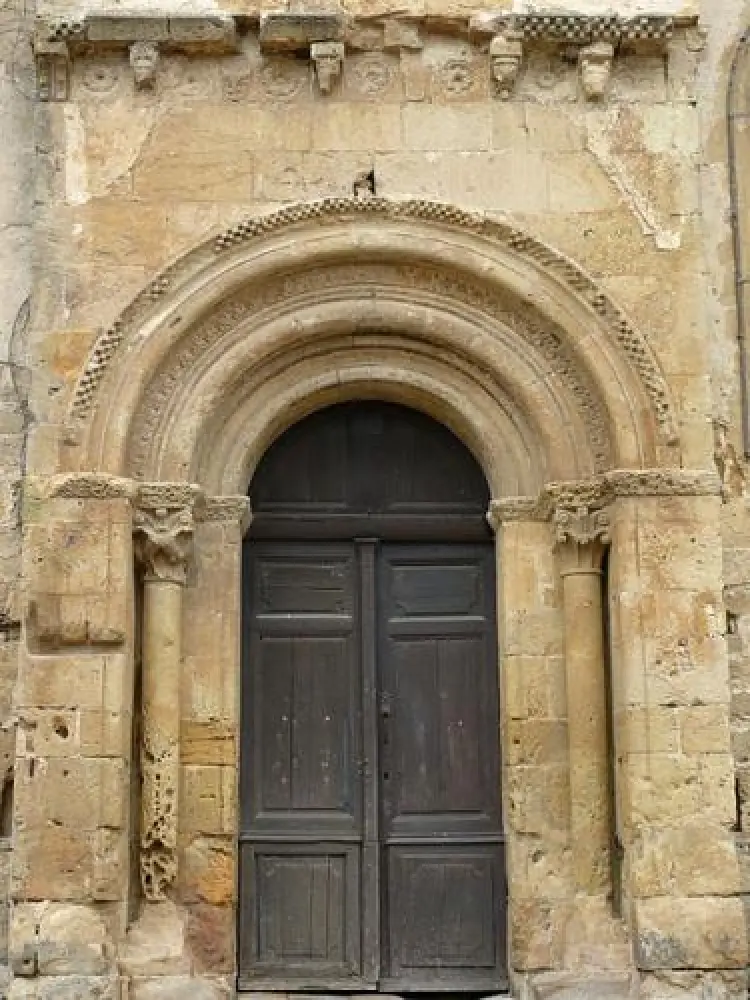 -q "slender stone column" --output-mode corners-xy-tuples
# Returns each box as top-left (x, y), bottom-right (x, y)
(134, 497), (196, 900)
(554, 502), (611, 895)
